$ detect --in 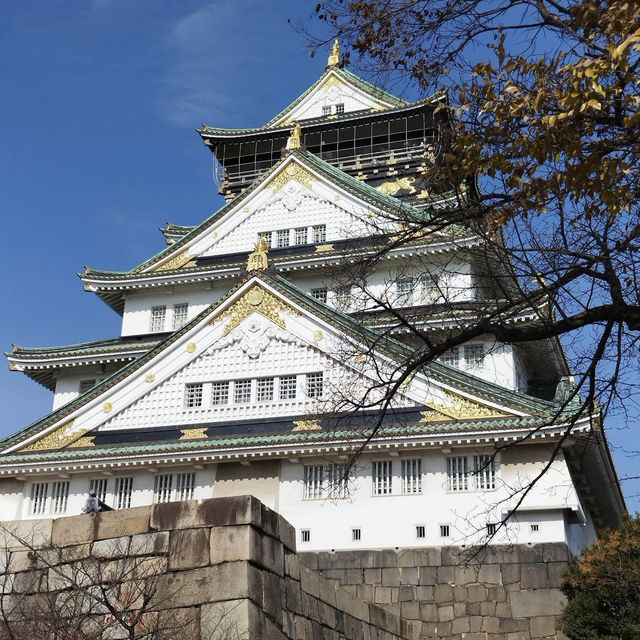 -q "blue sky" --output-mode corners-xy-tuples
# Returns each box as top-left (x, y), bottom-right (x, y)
(1, 1), (637, 511)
